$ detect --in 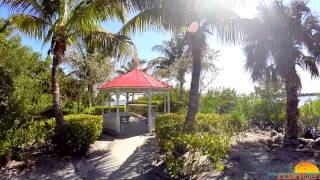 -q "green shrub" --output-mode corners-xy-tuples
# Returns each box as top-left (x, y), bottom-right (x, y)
(299, 99), (320, 137)
(200, 88), (238, 114)
(0, 119), (55, 166)
(83, 106), (126, 115)
(155, 113), (243, 178)
(52, 114), (102, 155)
(129, 100), (162, 106)
(128, 104), (159, 116)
